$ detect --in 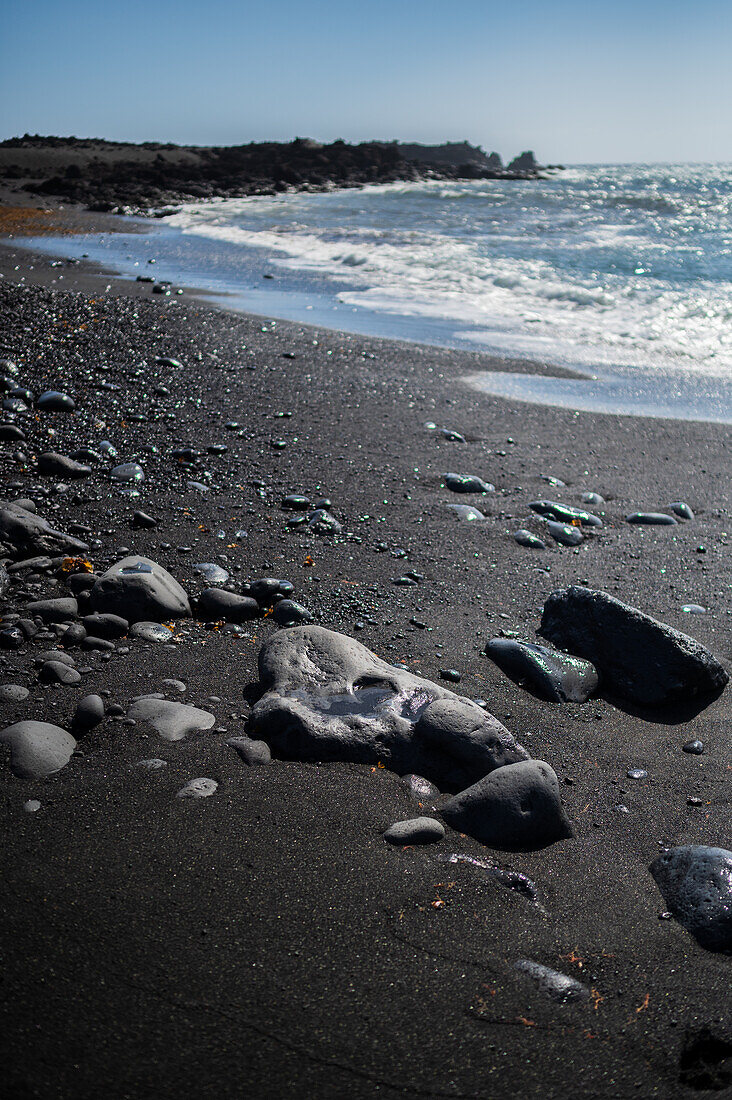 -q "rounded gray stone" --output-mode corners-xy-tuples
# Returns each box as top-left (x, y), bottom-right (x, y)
(513, 529), (546, 549)
(444, 472), (494, 494)
(273, 599), (313, 627)
(441, 760), (573, 851)
(110, 462), (145, 483)
(130, 621), (174, 642)
(226, 736), (272, 766)
(72, 694), (105, 733)
(176, 777), (218, 799)
(34, 649), (76, 668)
(192, 562), (229, 584)
(81, 612), (129, 639)
(198, 588), (259, 622)
(37, 452), (91, 479)
(89, 556), (190, 624)
(0, 721), (76, 779)
(383, 817), (445, 845)
(127, 696), (215, 741)
(447, 504), (484, 522)
(0, 684), (30, 703)
(26, 597), (78, 623)
(626, 511), (678, 525)
(39, 661), (82, 685)
(545, 520), (584, 546)
(414, 697), (528, 778)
